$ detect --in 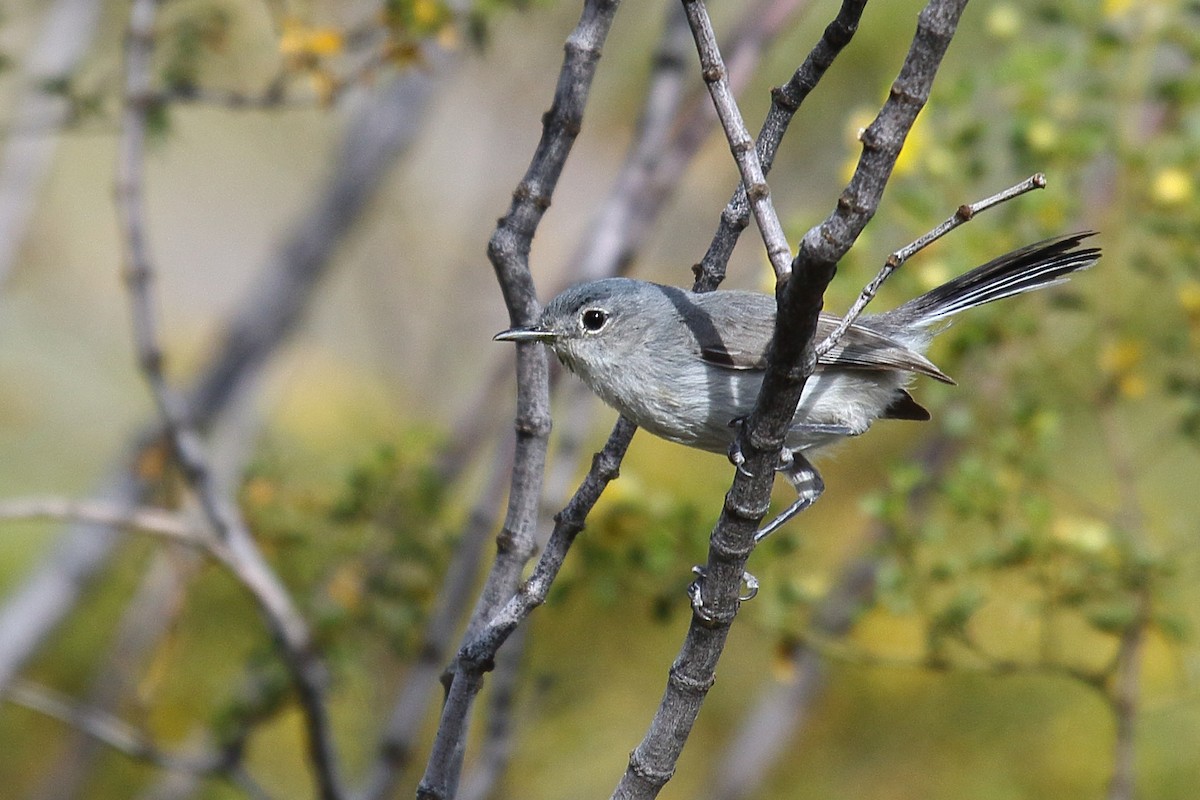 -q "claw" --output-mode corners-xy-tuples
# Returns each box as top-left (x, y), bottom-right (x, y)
(688, 566), (760, 622)
(727, 442), (754, 478)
